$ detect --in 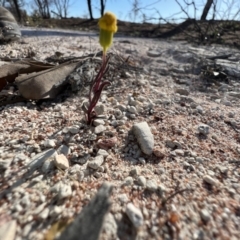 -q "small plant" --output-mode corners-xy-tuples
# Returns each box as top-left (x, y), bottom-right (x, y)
(85, 12), (117, 124)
